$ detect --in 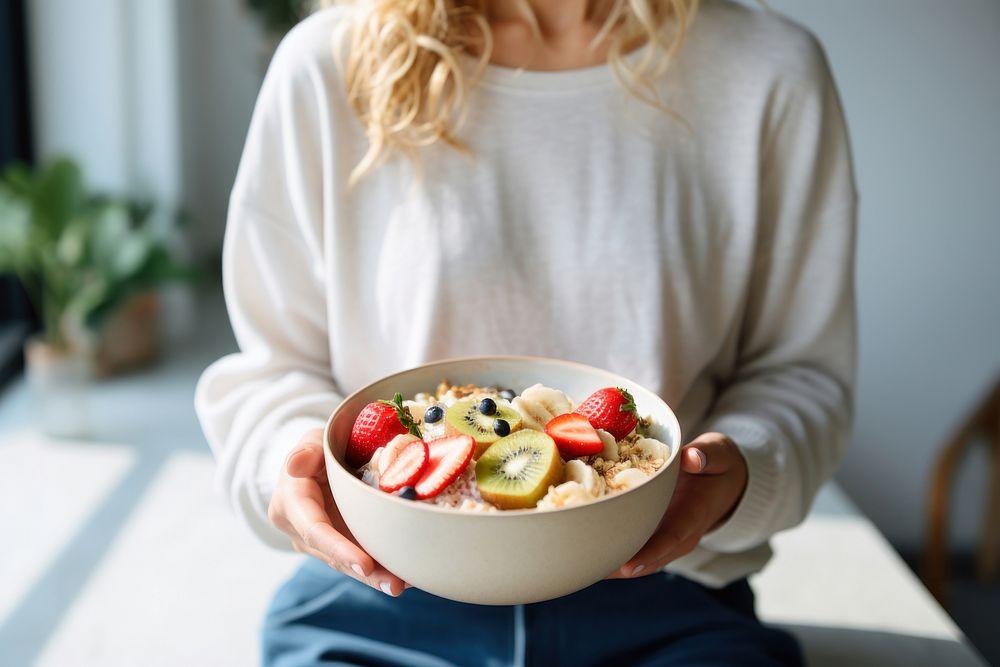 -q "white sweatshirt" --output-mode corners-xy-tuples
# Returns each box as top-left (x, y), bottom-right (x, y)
(195, 0), (857, 588)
